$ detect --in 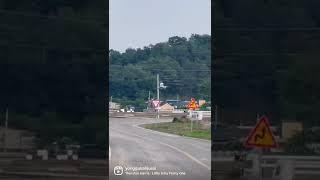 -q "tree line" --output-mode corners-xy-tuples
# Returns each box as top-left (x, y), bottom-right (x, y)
(109, 34), (211, 110)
